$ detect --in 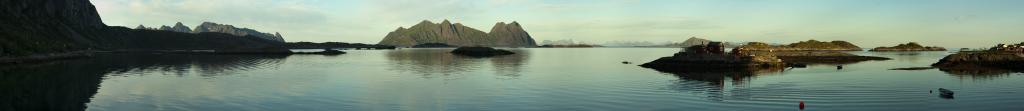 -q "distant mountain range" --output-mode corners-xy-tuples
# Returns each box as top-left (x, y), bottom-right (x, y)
(135, 22), (285, 42)
(601, 37), (745, 47)
(664, 37), (714, 47)
(378, 20), (538, 47)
